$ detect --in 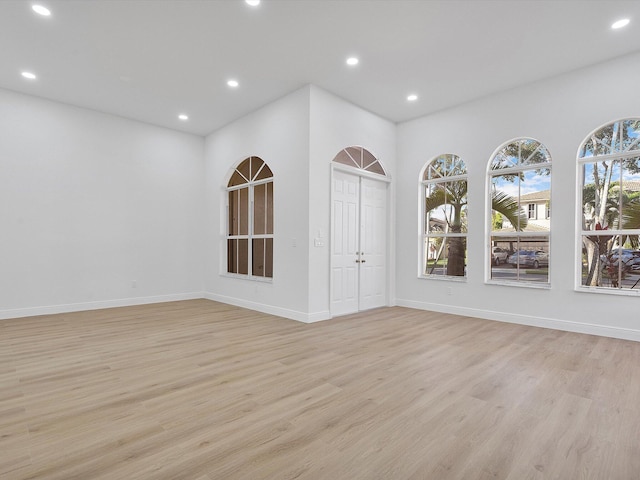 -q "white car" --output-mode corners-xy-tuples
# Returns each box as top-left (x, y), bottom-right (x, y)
(491, 247), (509, 265)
